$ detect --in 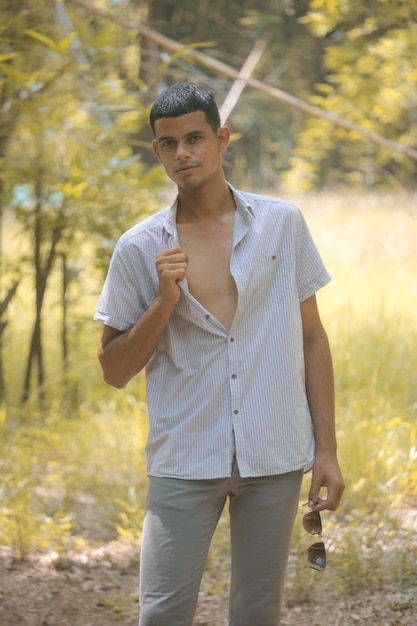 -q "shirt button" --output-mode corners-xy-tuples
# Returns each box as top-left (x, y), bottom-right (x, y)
(230, 337), (234, 342)
(205, 314), (210, 319)
(233, 410), (239, 415)
(231, 374), (237, 379)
